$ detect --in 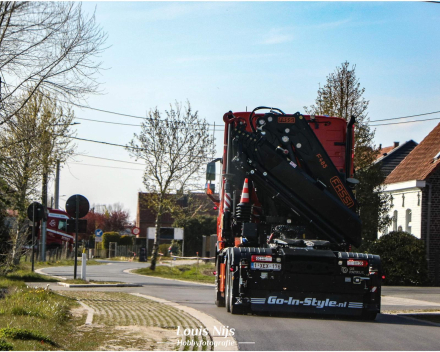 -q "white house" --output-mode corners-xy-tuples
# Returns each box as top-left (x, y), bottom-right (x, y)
(378, 123), (440, 284)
